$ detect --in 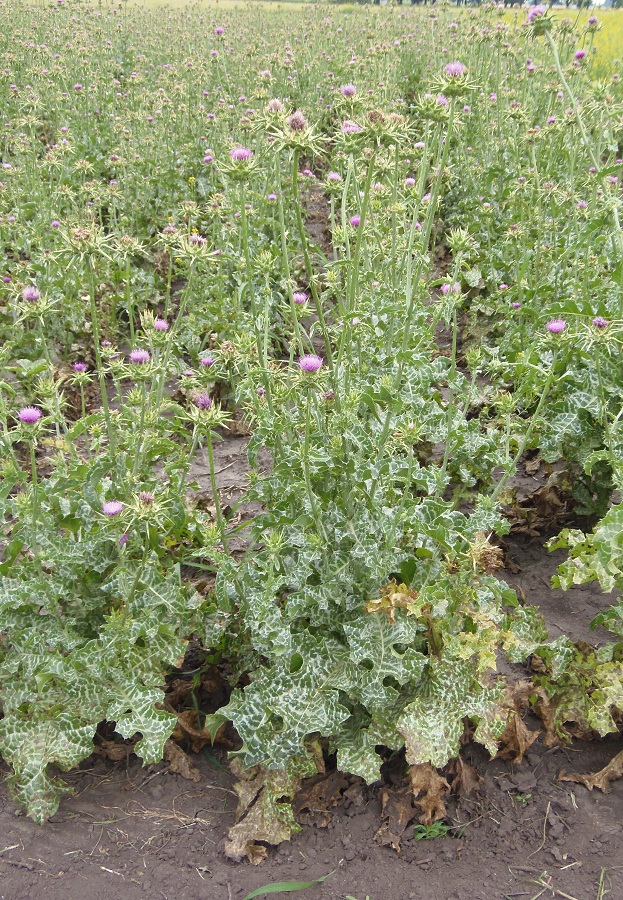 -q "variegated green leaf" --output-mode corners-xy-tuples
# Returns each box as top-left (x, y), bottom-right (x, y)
(397, 657), (506, 766)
